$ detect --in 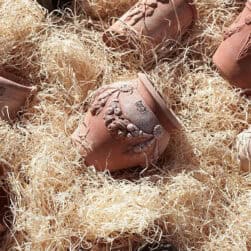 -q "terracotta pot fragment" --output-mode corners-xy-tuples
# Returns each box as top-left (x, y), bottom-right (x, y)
(213, 0), (251, 92)
(0, 71), (34, 121)
(236, 127), (251, 173)
(103, 0), (197, 53)
(72, 73), (181, 172)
